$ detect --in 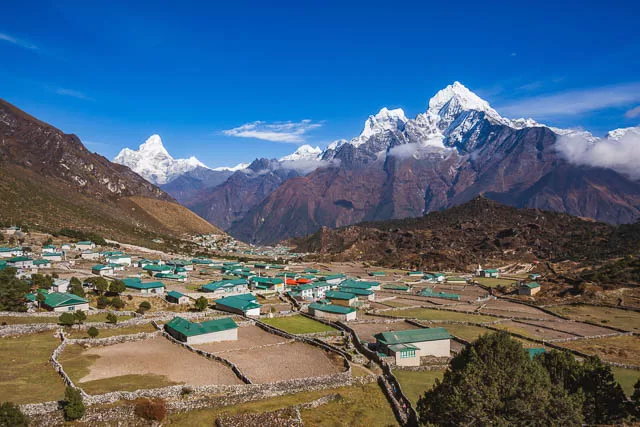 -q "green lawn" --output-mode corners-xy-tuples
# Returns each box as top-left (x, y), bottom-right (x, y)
(0, 313), (132, 325)
(168, 383), (397, 426)
(442, 323), (492, 342)
(393, 369), (445, 406)
(261, 315), (337, 334)
(547, 305), (640, 332)
(59, 343), (175, 394)
(474, 277), (516, 288)
(0, 332), (66, 404)
(611, 367), (640, 397)
(385, 308), (498, 323)
(65, 322), (157, 339)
